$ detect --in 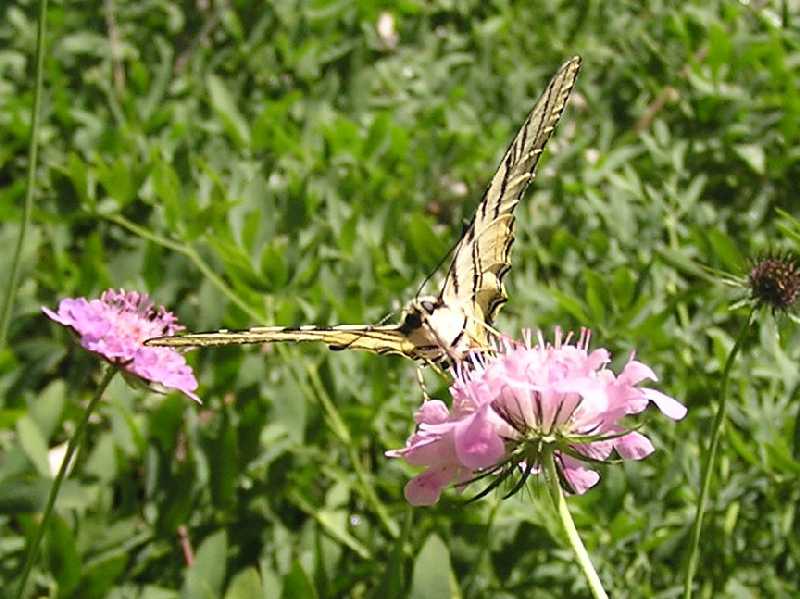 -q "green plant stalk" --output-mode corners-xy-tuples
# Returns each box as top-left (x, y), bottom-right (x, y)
(683, 311), (753, 599)
(15, 366), (116, 599)
(0, 0), (48, 350)
(543, 448), (608, 599)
